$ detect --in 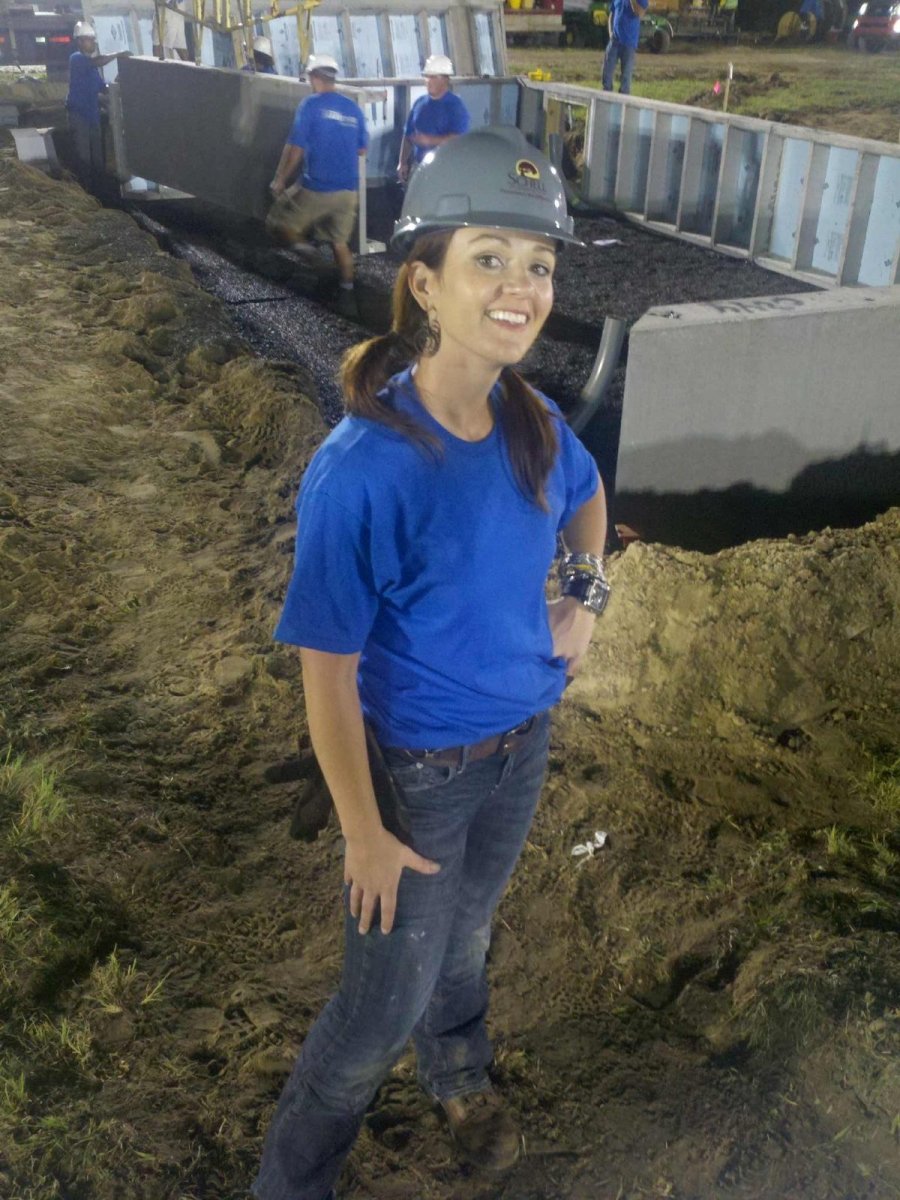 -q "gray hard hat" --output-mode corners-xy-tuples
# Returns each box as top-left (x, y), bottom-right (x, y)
(391, 126), (582, 255)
